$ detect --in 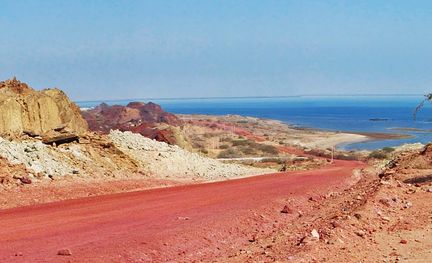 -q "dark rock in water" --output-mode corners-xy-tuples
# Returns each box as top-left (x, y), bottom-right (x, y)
(369, 118), (389, 121)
